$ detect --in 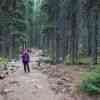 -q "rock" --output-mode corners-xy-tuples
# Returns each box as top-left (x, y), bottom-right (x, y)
(3, 89), (14, 94)
(5, 71), (9, 75)
(2, 70), (9, 75)
(0, 74), (5, 80)
(34, 84), (43, 89)
(57, 81), (64, 85)
(9, 80), (19, 85)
